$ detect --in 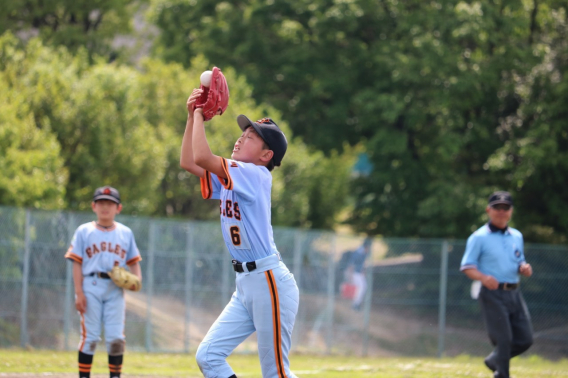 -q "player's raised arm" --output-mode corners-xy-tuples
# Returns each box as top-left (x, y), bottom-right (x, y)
(191, 108), (227, 179)
(180, 89), (206, 177)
